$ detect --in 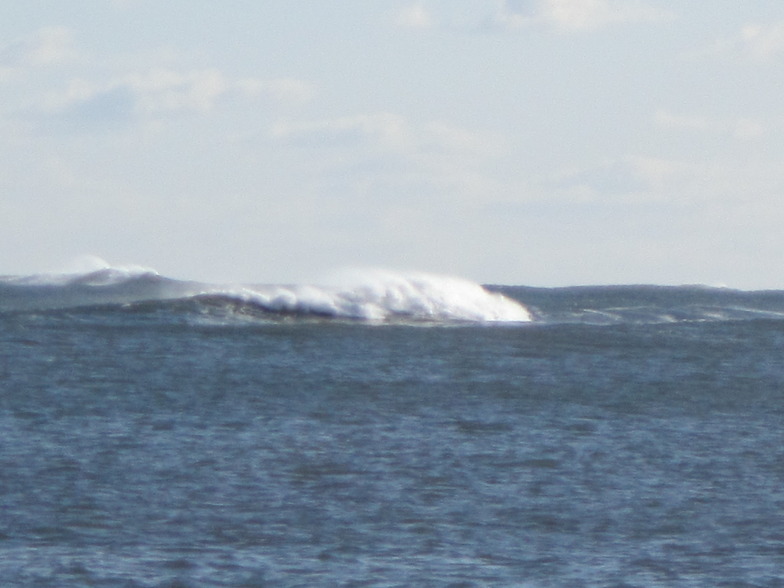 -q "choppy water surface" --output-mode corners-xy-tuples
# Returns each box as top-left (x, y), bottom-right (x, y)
(2, 269), (784, 586)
